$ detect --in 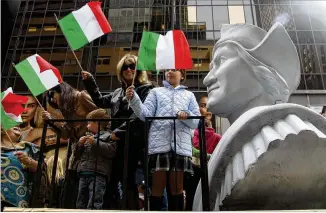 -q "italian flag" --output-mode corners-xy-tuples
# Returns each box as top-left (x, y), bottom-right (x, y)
(58, 1), (112, 50)
(1, 88), (29, 130)
(14, 54), (63, 97)
(136, 30), (193, 71)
